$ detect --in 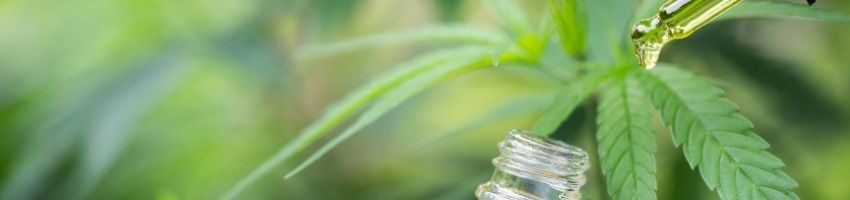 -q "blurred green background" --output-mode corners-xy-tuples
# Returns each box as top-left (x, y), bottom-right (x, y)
(1, 0), (849, 199)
